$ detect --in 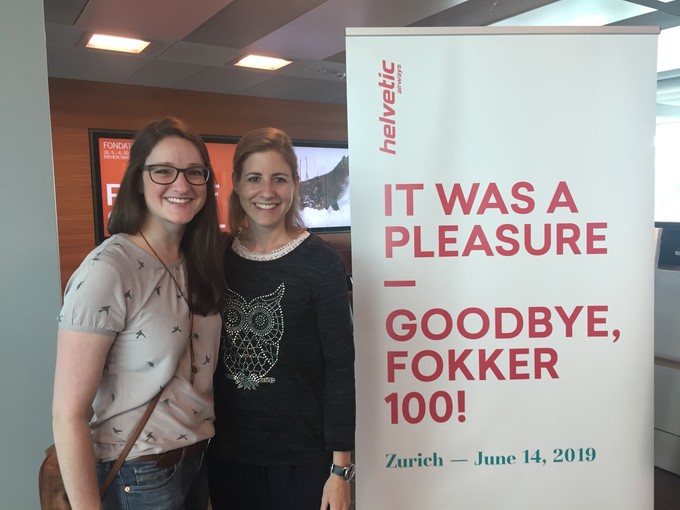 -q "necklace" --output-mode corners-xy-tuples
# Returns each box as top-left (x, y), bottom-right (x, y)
(139, 231), (198, 385)
(232, 231), (309, 261)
